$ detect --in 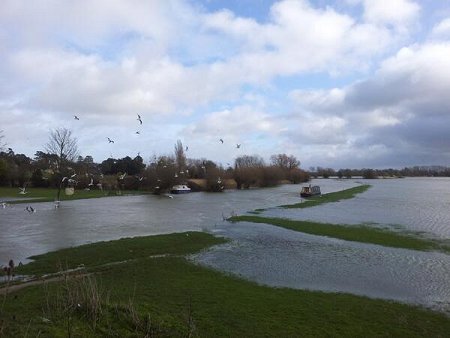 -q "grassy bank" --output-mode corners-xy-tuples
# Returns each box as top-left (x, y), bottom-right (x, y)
(228, 215), (450, 253)
(280, 184), (371, 208)
(2, 233), (450, 337)
(0, 187), (147, 204)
